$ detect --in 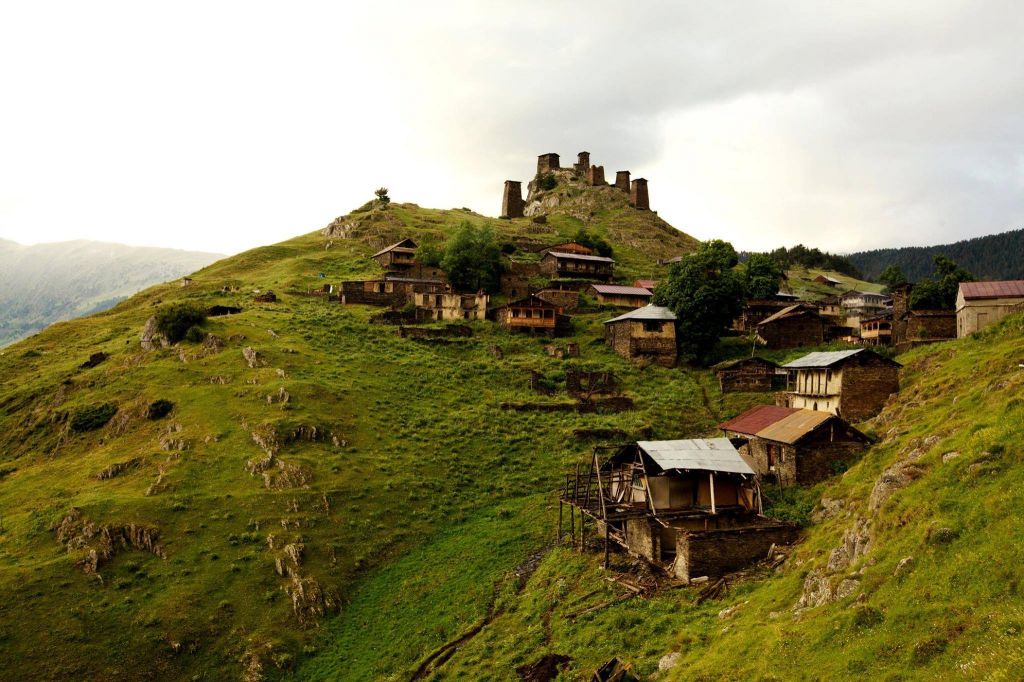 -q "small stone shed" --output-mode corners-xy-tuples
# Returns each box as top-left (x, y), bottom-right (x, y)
(712, 356), (780, 393)
(560, 439), (798, 580)
(782, 348), (901, 421)
(756, 303), (828, 349)
(720, 405), (871, 486)
(603, 305), (677, 367)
